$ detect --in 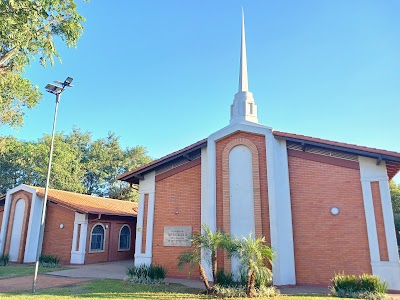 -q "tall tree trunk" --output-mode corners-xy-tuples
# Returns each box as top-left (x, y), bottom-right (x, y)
(212, 250), (217, 283)
(198, 262), (211, 291)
